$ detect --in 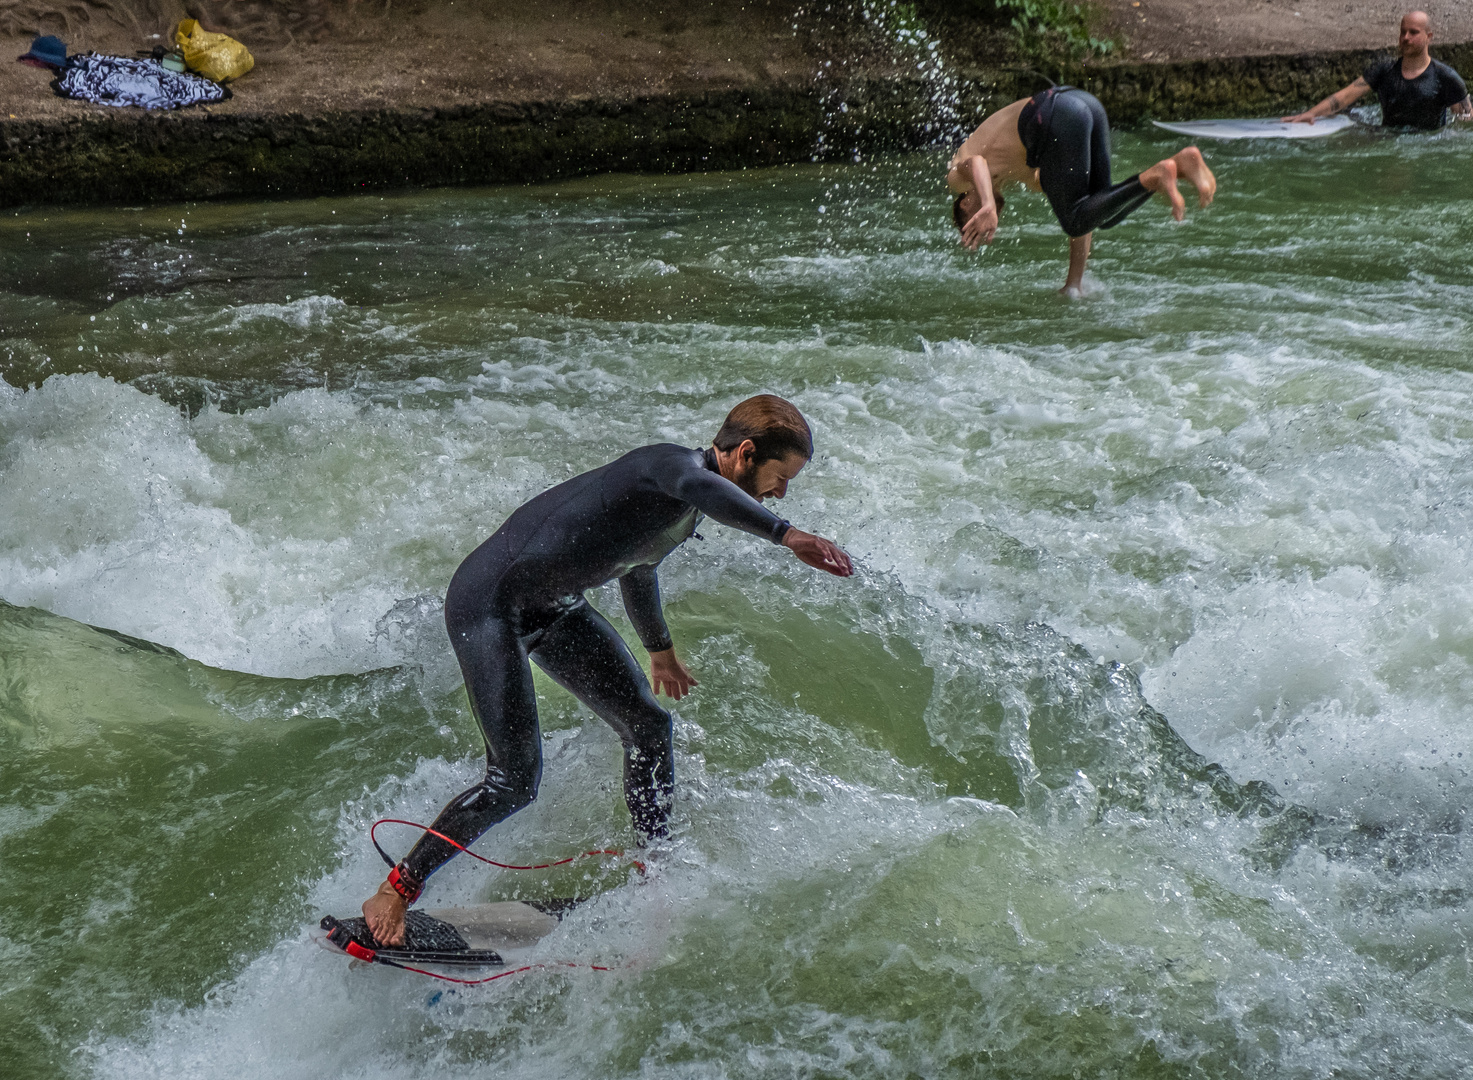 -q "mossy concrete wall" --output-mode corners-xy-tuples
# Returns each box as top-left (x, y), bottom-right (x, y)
(2, 43), (1469, 207)
(1071, 42), (1473, 122)
(0, 91), (829, 207)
